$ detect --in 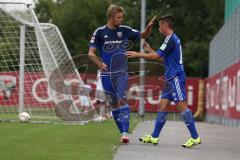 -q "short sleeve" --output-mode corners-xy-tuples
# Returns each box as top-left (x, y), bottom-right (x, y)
(156, 35), (175, 57)
(89, 28), (100, 49)
(125, 26), (141, 40)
